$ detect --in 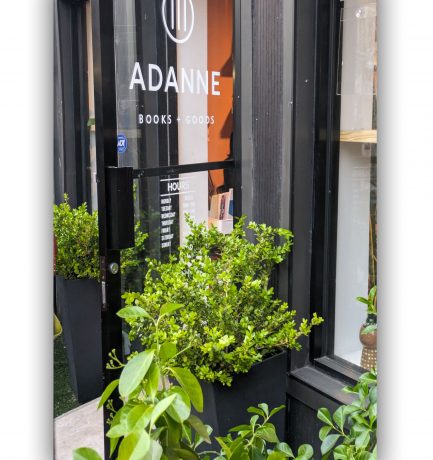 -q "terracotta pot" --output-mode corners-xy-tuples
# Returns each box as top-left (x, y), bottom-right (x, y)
(359, 324), (377, 370)
(359, 324), (377, 347)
